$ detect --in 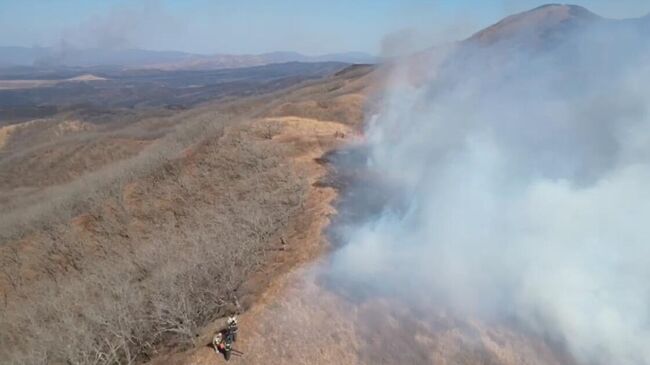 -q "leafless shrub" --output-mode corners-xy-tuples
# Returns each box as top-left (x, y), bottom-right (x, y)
(257, 120), (283, 139)
(0, 64), (368, 364)
(0, 119), (308, 365)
